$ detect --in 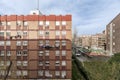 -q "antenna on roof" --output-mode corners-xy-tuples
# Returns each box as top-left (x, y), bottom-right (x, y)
(29, 0), (42, 15)
(37, 0), (39, 10)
